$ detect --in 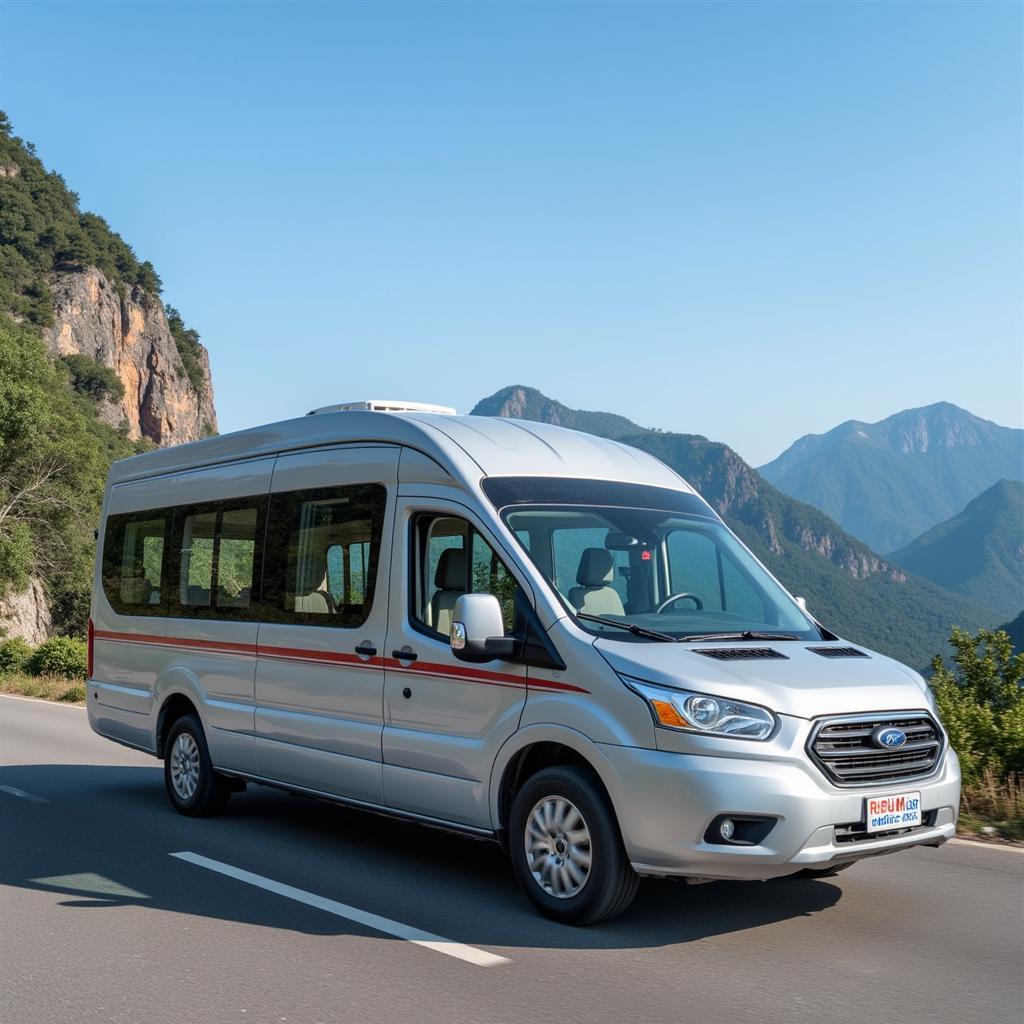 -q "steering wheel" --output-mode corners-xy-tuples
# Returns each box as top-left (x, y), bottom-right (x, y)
(655, 592), (704, 614)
